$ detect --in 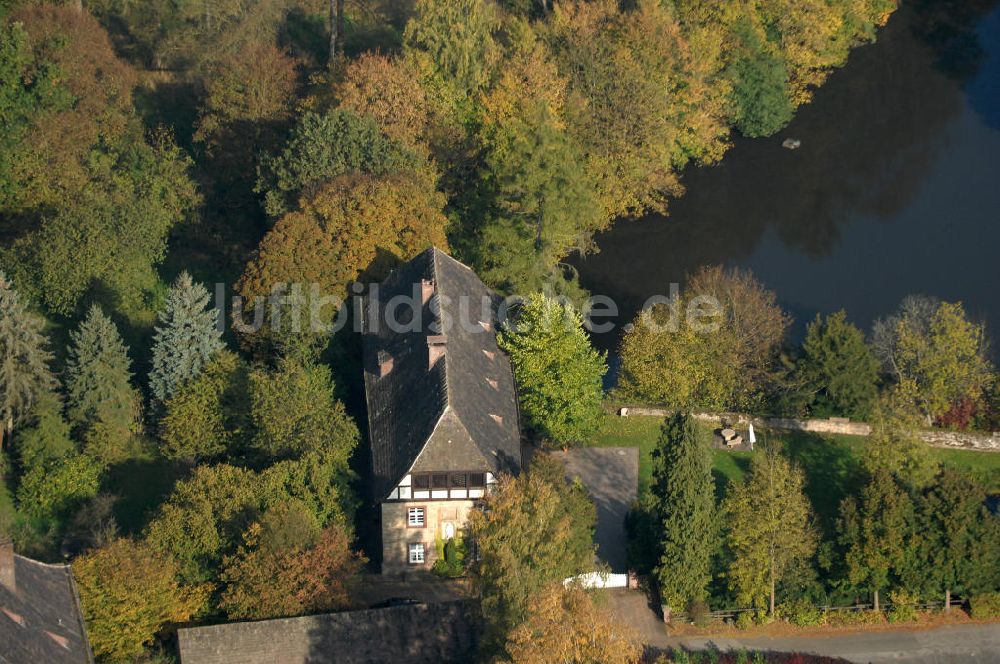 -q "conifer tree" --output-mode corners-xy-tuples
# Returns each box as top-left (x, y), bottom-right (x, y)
(839, 469), (914, 611)
(650, 412), (716, 620)
(150, 272), (224, 403)
(66, 304), (139, 430)
(0, 271), (54, 450)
